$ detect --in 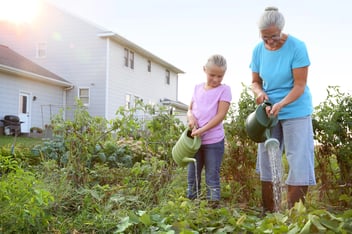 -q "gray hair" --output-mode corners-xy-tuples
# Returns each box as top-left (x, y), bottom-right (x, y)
(205, 54), (227, 71)
(258, 7), (285, 30)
